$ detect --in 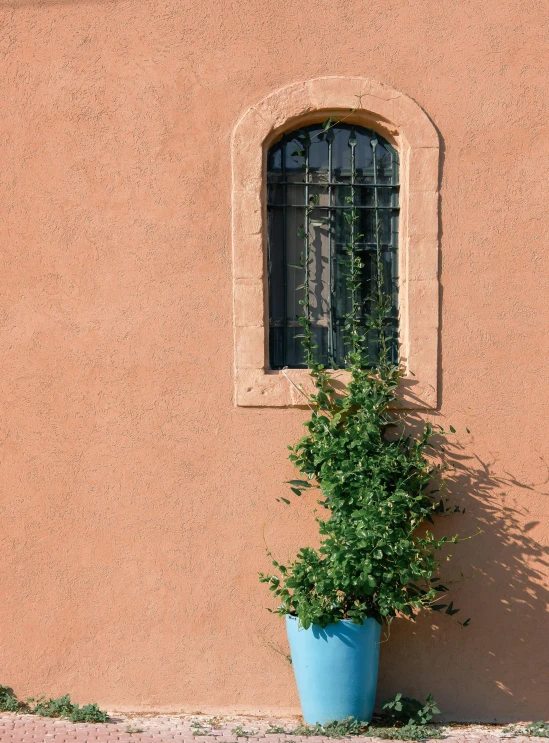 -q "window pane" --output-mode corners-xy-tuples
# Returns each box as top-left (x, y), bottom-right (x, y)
(268, 123), (399, 369)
